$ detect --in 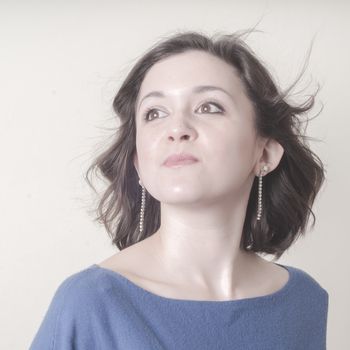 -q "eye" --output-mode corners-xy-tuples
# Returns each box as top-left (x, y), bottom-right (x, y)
(143, 107), (167, 122)
(142, 101), (225, 122)
(197, 101), (225, 114)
